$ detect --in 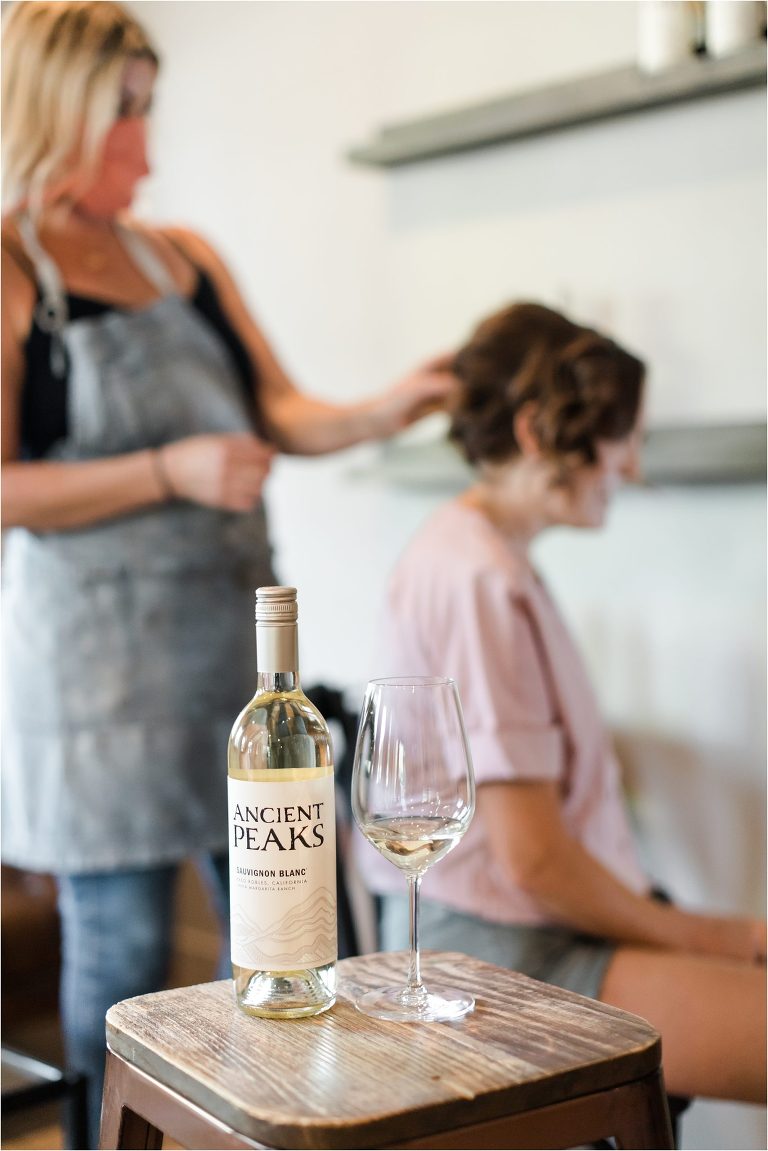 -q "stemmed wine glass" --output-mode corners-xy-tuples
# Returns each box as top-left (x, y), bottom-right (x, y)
(351, 676), (476, 1022)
